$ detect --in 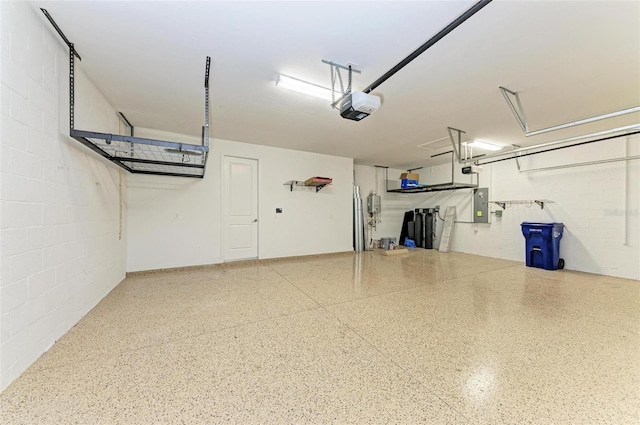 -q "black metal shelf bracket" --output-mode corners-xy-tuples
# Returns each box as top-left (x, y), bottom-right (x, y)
(491, 200), (550, 210)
